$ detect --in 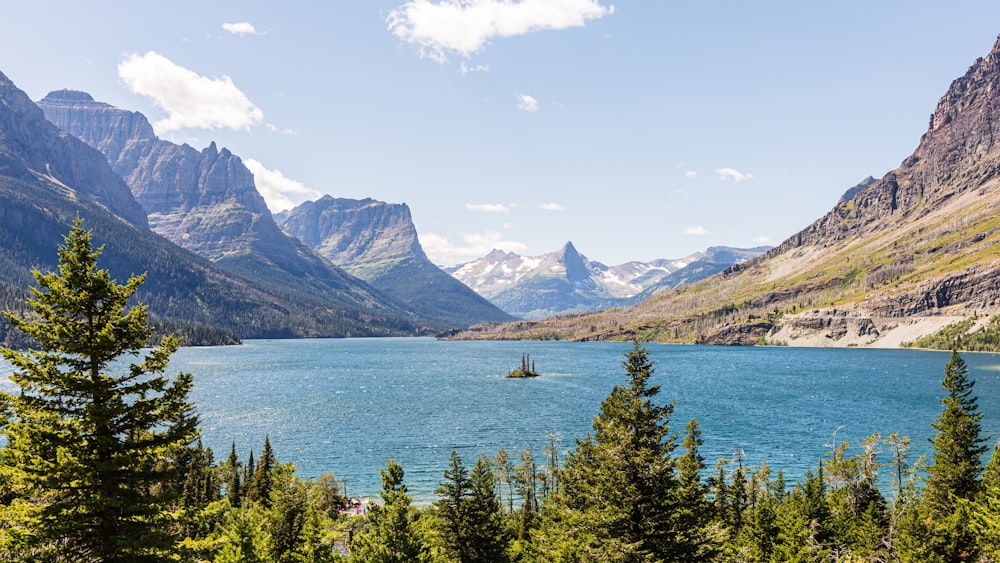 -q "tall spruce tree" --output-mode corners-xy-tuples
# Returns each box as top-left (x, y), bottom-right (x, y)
(435, 450), (473, 562)
(925, 350), (988, 512)
(917, 350), (989, 562)
(0, 219), (198, 562)
(434, 452), (509, 563)
(536, 341), (695, 561)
